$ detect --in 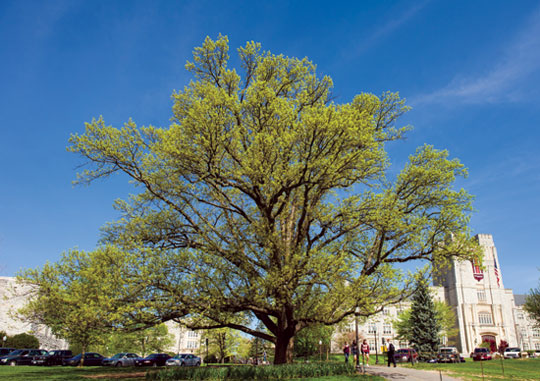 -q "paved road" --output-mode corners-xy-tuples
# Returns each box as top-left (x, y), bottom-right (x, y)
(361, 365), (462, 381)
